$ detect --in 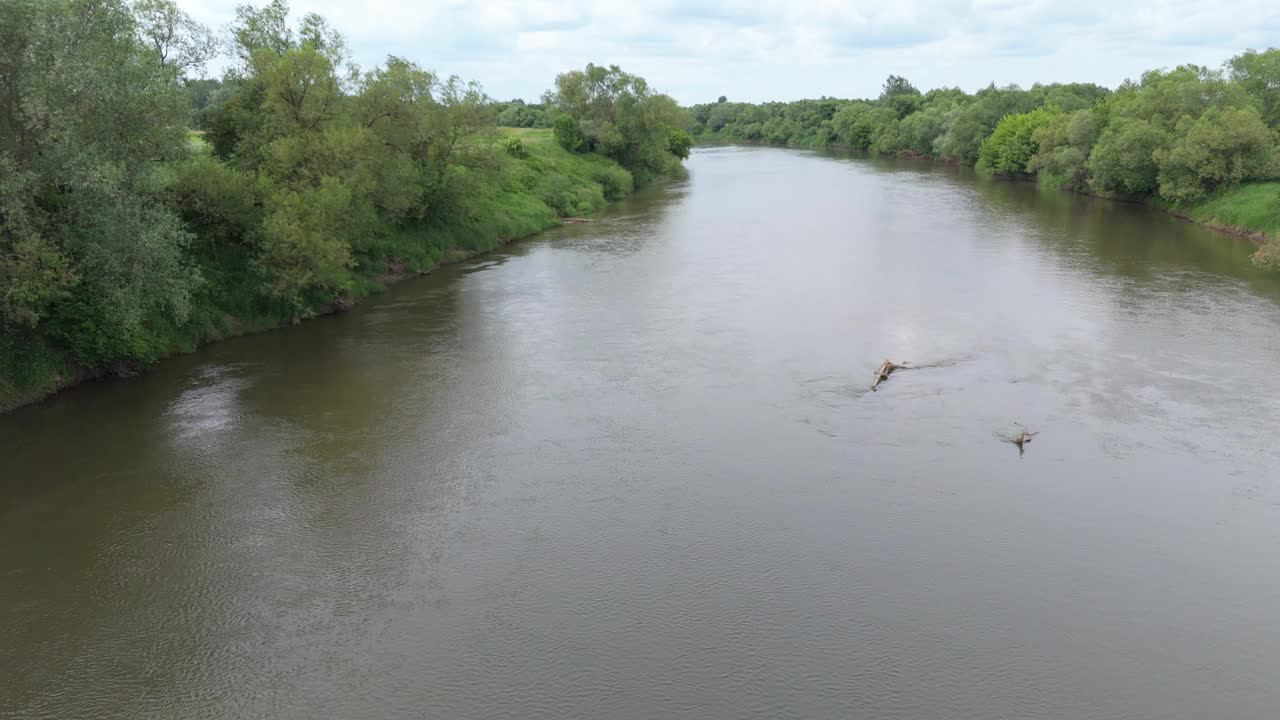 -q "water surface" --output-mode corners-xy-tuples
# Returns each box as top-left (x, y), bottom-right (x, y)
(4, 146), (1280, 719)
